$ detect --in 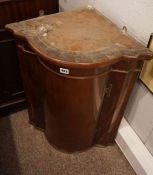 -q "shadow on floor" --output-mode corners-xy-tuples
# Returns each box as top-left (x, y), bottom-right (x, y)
(0, 115), (21, 175)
